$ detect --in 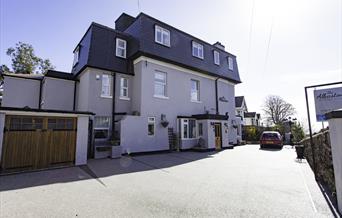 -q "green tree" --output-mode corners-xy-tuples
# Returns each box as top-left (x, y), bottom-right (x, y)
(3, 42), (55, 74)
(291, 122), (305, 143)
